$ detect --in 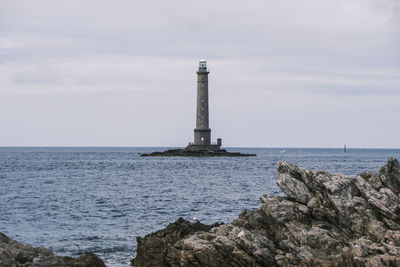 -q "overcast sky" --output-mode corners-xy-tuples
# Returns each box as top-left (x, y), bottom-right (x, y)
(0, 0), (399, 148)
